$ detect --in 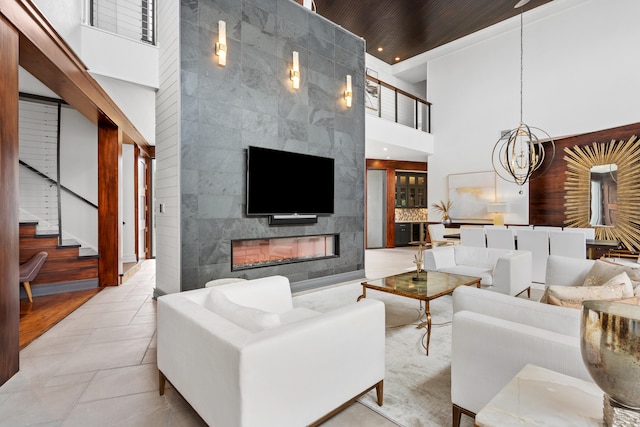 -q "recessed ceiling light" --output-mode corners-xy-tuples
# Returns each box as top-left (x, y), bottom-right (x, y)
(383, 148), (388, 151)
(377, 47), (383, 52)
(386, 156), (391, 159)
(395, 57), (400, 61)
